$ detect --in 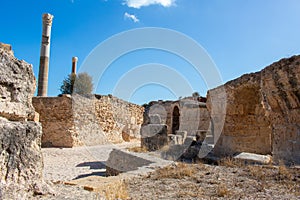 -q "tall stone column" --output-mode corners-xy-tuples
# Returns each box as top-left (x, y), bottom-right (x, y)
(72, 57), (78, 74)
(37, 13), (53, 96)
